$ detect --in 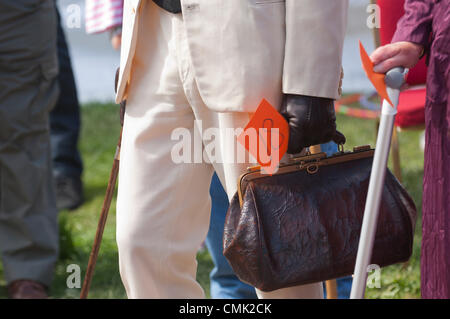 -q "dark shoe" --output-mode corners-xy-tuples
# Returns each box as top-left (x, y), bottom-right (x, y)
(55, 175), (84, 211)
(7, 280), (48, 299)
